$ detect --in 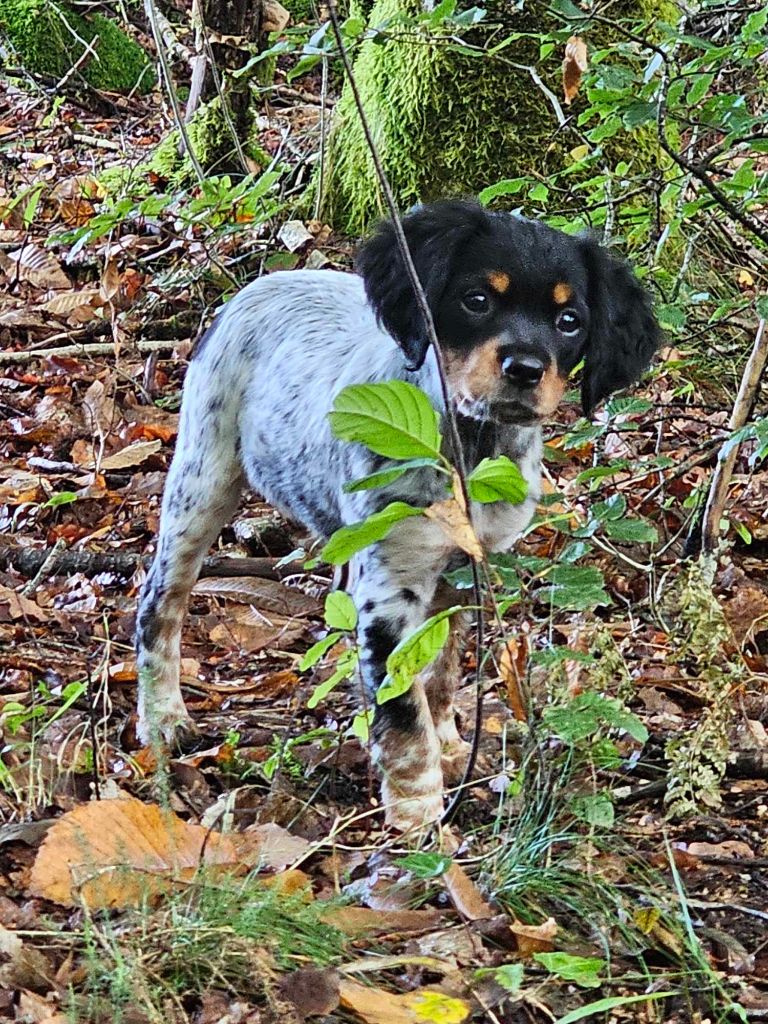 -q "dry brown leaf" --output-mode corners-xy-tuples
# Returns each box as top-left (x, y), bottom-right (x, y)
(40, 290), (102, 316)
(322, 906), (442, 937)
(339, 979), (470, 1024)
(81, 378), (115, 436)
(209, 613), (305, 653)
(509, 916), (558, 956)
(98, 439), (162, 470)
(687, 840), (754, 859)
(499, 638), (528, 722)
(4, 244), (70, 289)
(232, 822), (311, 870)
(193, 576), (320, 617)
(563, 35), (588, 105)
(442, 862), (494, 920)
(424, 497), (483, 561)
(99, 258), (121, 304)
(280, 966), (340, 1019)
(0, 585), (46, 622)
(28, 795), (243, 908)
